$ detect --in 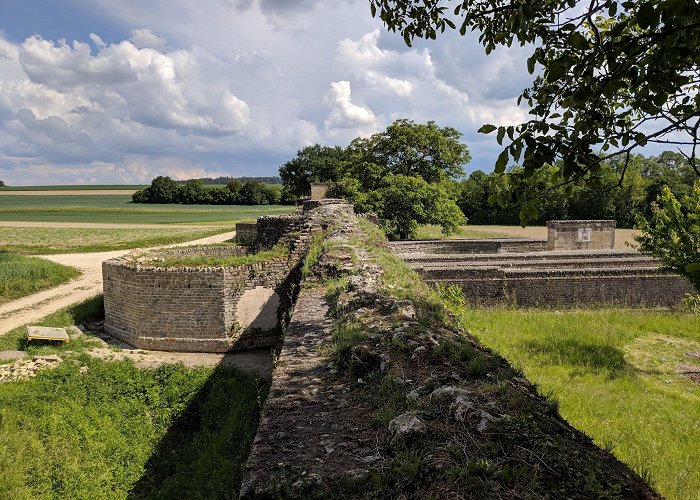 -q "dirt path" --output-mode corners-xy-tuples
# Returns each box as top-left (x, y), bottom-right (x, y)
(0, 189), (137, 196)
(0, 230), (236, 336)
(0, 221), (224, 229)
